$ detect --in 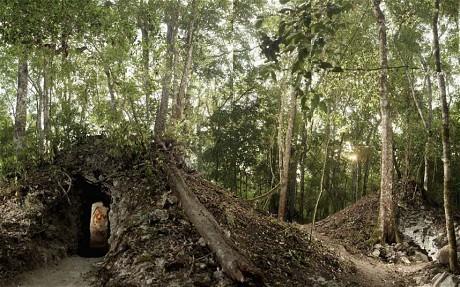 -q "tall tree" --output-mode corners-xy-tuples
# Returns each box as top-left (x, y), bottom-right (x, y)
(420, 57), (434, 194)
(154, 5), (178, 138)
(278, 81), (297, 221)
(372, 0), (397, 244)
(172, 0), (197, 124)
(432, 0), (458, 273)
(42, 51), (52, 154)
(14, 53), (28, 152)
(139, 0), (151, 122)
